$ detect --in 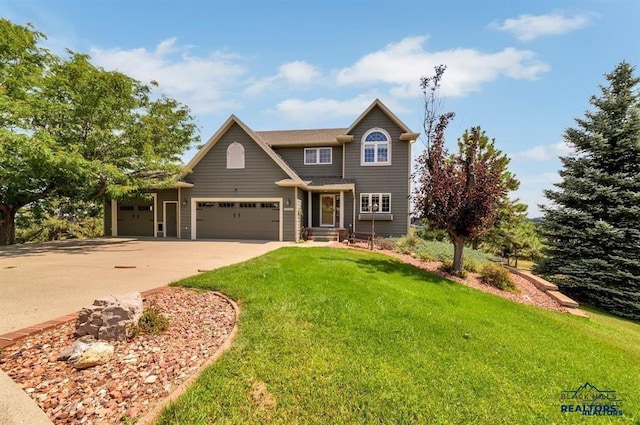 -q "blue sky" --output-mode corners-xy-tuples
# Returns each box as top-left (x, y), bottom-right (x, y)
(3, 0), (639, 217)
